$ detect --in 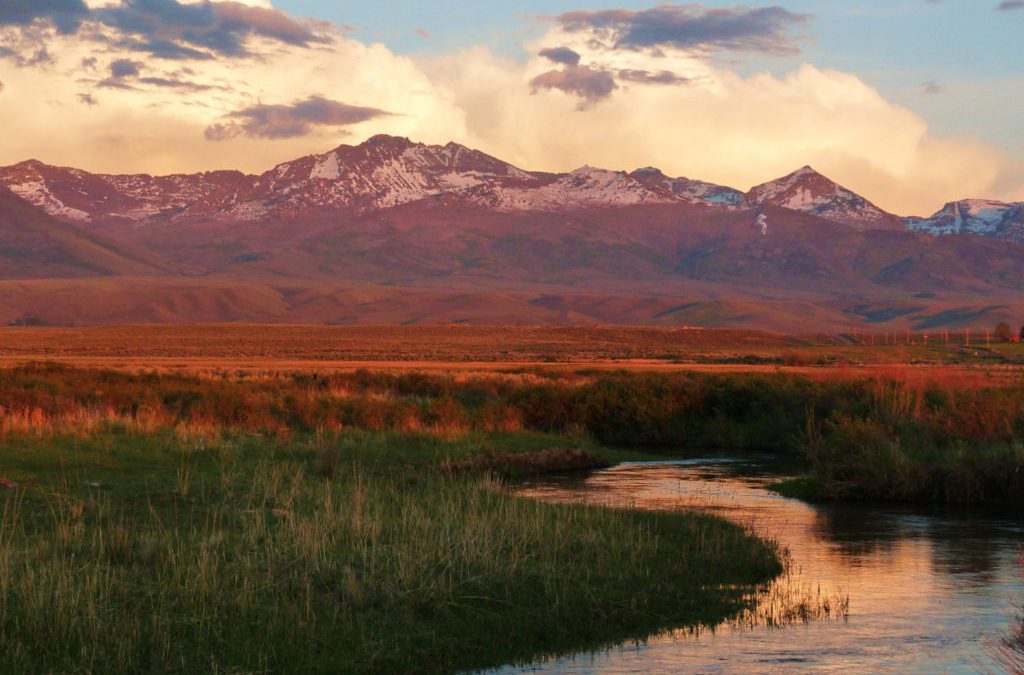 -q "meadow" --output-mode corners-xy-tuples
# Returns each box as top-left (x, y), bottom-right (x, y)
(0, 364), (792, 673)
(1, 340), (1023, 670)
